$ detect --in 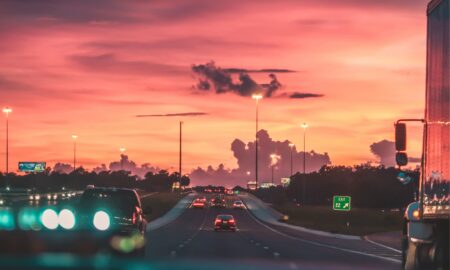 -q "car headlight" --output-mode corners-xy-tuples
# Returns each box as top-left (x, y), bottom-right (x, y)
(58, 209), (75, 230)
(93, 211), (110, 231)
(41, 209), (59, 230)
